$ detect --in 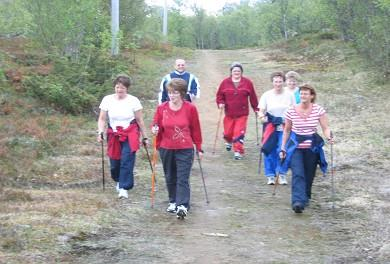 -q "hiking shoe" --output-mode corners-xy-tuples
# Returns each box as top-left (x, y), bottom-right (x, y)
(292, 203), (303, 213)
(118, 189), (128, 199)
(176, 205), (188, 219)
(166, 203), (177, 213)
(115, 182), (120, 192)
(267, 177), (275, 185)
(225, 143), (232, 151)
(279, 175), (288, 185)
(234, 152), (242, 160)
